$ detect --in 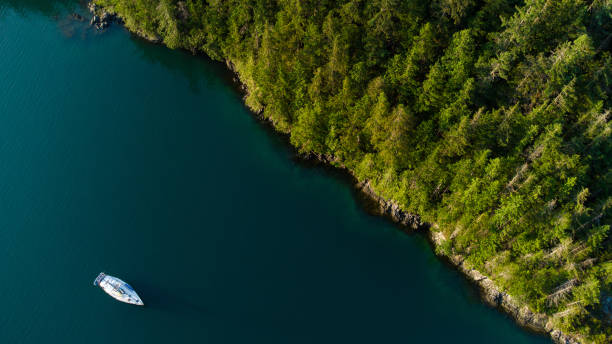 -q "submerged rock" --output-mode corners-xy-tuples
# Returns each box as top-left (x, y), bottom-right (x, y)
(71, 13), (84, 21)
